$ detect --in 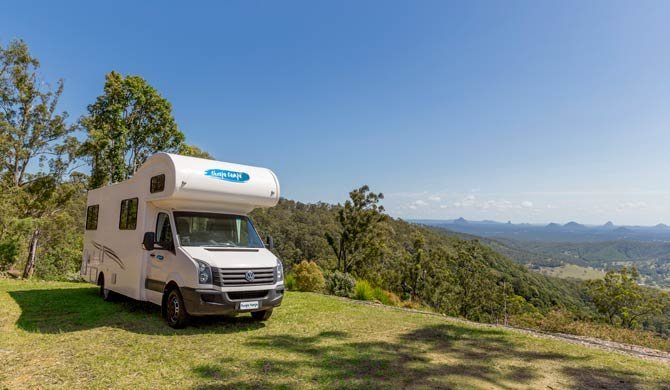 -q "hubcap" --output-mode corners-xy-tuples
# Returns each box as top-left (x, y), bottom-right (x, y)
(169, 295), (180, 323)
